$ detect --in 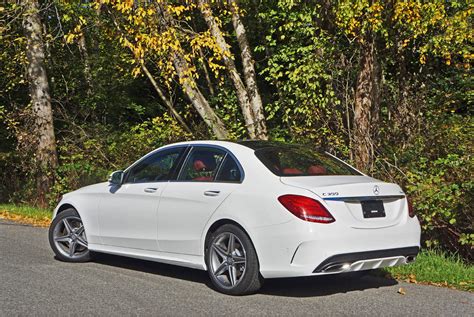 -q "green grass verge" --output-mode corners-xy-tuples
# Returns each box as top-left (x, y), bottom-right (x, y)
(384, 249), (473, 291)
(0, 203), (52, 221)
